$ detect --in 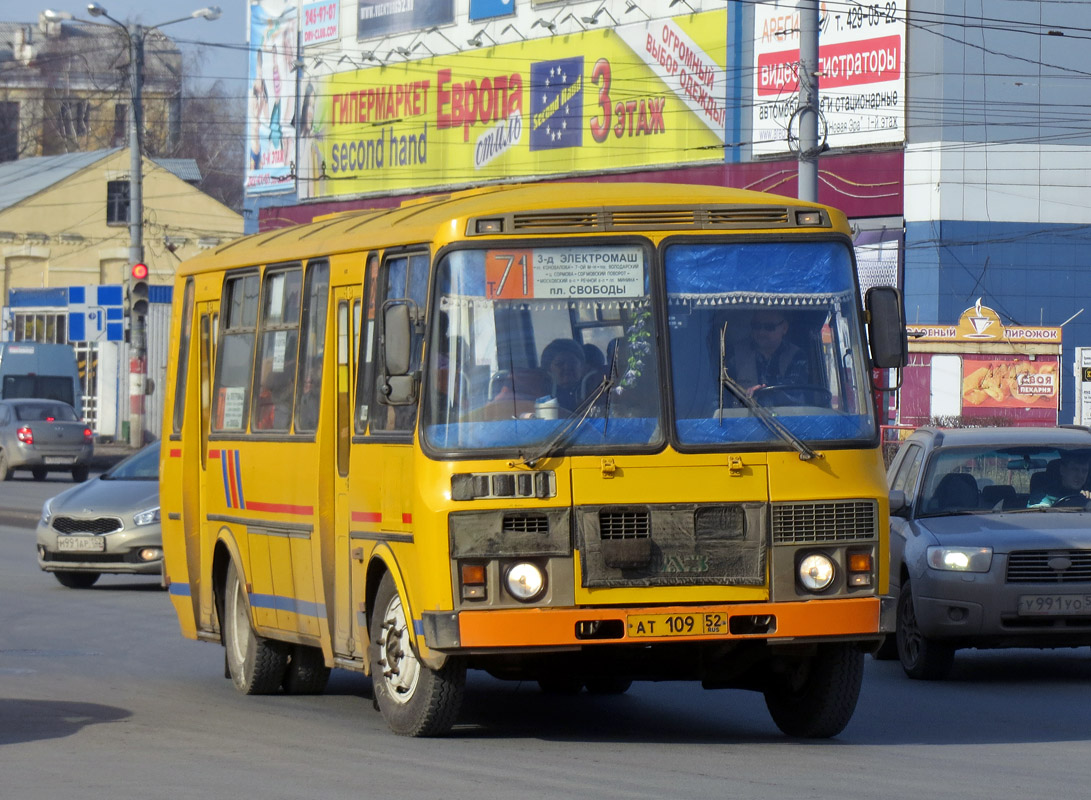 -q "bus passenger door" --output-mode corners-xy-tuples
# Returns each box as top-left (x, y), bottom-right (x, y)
(194, 301), (218, 630)
(331, 284), (361, 658)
